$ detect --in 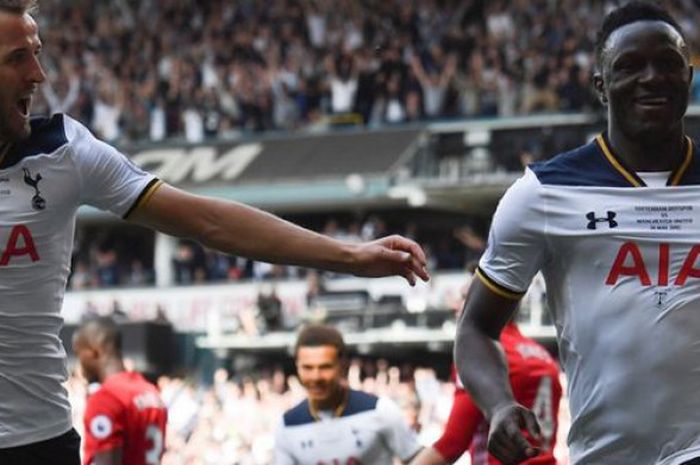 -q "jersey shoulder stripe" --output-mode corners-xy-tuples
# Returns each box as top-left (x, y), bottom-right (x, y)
(530, 136), (632, 187)
(531, 133), (700, 187)
(283, 400), (314, 426)
(1, 114), (68, 169)
(341, 389), (378, 417)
